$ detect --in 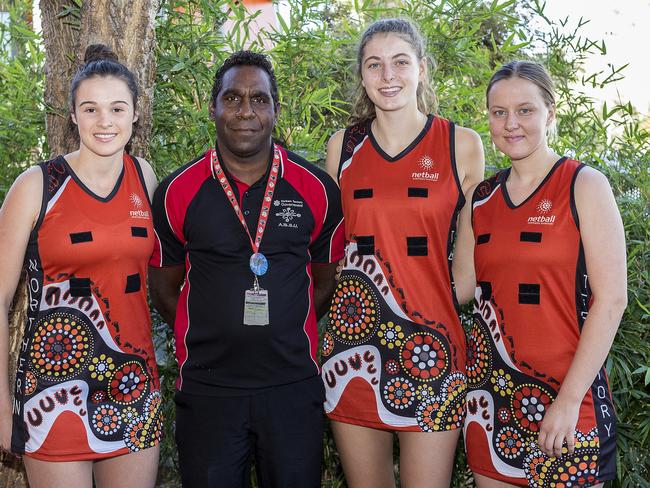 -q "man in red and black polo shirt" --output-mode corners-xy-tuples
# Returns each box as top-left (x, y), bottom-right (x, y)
(149, 51), (344, 487)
